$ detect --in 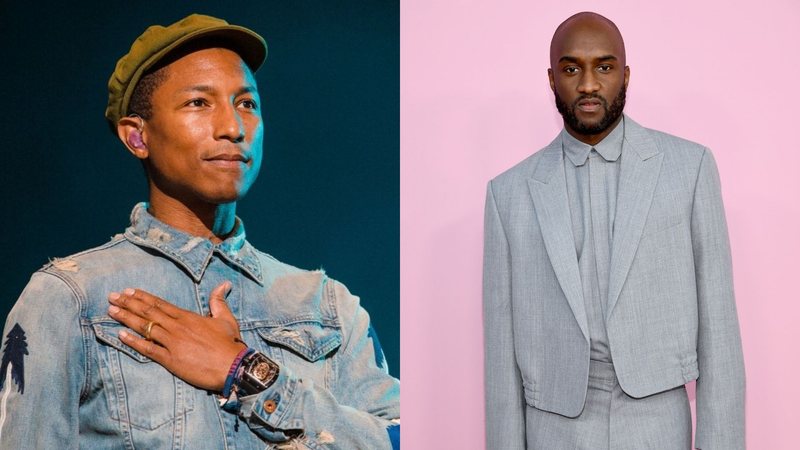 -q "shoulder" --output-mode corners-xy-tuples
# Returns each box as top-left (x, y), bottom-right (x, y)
(248, 246), (359, 319)
(647, 128), (706, 155)
(626, 117), (725, 191)
(490, 146), (548, 188)
(250, 247), (318, 281)
(627, 117), (708, 164)
(12, 235), (132, 312)
(40, 235), (147, 296)
(251, 247), (331, 301)
(252, 247), (367, 324)
(40, 233), (138, 280)
(487, 134), (561, 209)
